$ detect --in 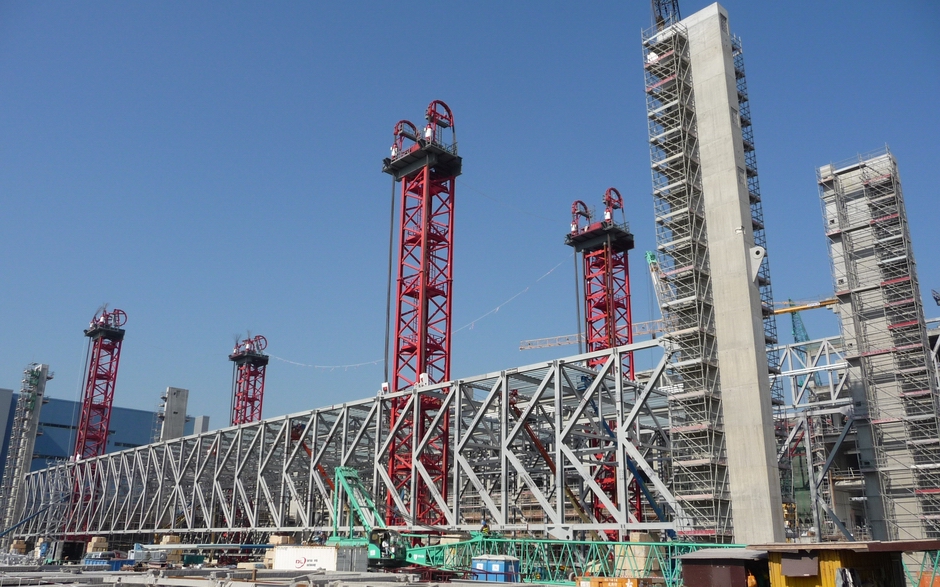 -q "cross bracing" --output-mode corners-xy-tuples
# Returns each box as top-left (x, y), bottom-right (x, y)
(774, 335), (863, 540)
(14, 341), (695, 540)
